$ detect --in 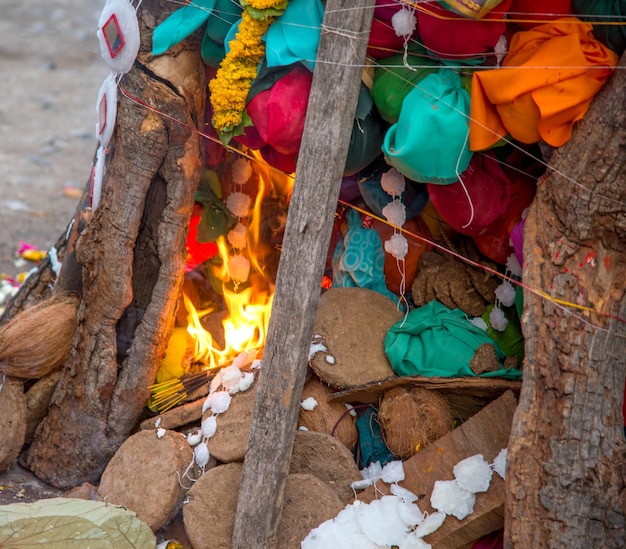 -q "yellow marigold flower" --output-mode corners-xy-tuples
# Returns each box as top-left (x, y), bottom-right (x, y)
(245, 0), (288, 10)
